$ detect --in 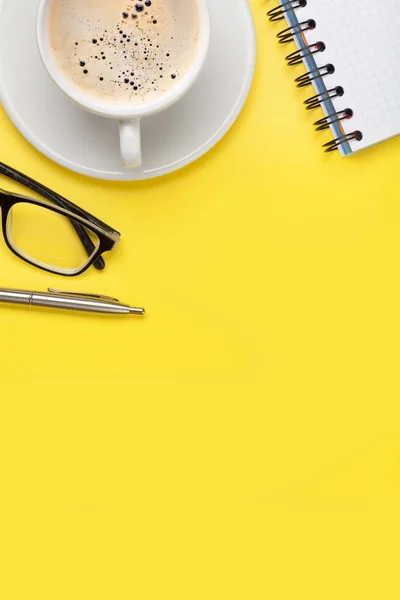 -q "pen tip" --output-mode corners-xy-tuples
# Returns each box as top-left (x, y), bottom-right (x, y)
(129, 307), (145, 316)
